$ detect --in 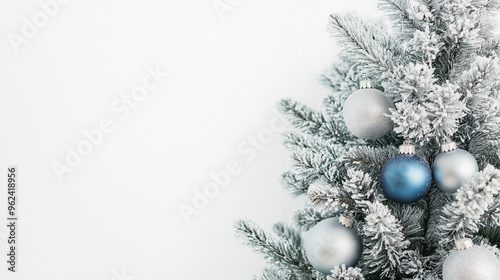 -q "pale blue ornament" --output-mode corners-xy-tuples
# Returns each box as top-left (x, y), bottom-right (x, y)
(381, 141), (432, 204)
(303, 214), (362, 275)
(432, 141), (478, 193)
